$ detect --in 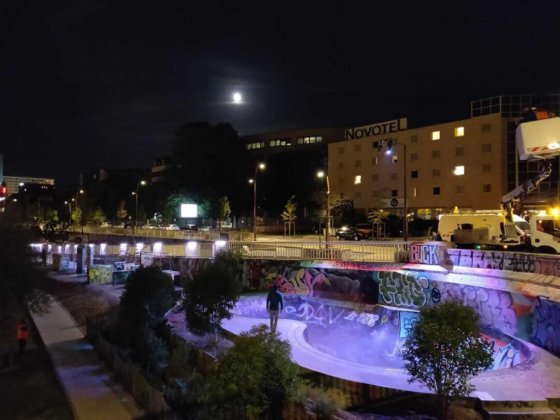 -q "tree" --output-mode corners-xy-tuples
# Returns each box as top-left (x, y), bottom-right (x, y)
(281, 195), (297, 223)
(401, 301), (494, 417)
(183, 260), (242, 340)
(118, 267), (175, 345)
(91, 207), (106, 225)
(216, 196), (231, 230)
(116, 200), (128, 222)
(71, 206), (82, 225)
(206, 325), (300, 418)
